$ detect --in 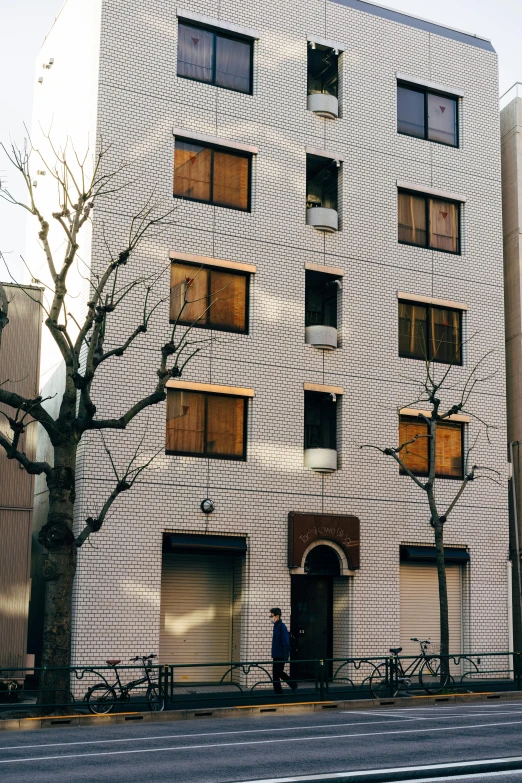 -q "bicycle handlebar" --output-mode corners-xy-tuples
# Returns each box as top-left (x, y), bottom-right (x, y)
(410, 638), (431, 645)
(129, 654), (157, 662)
